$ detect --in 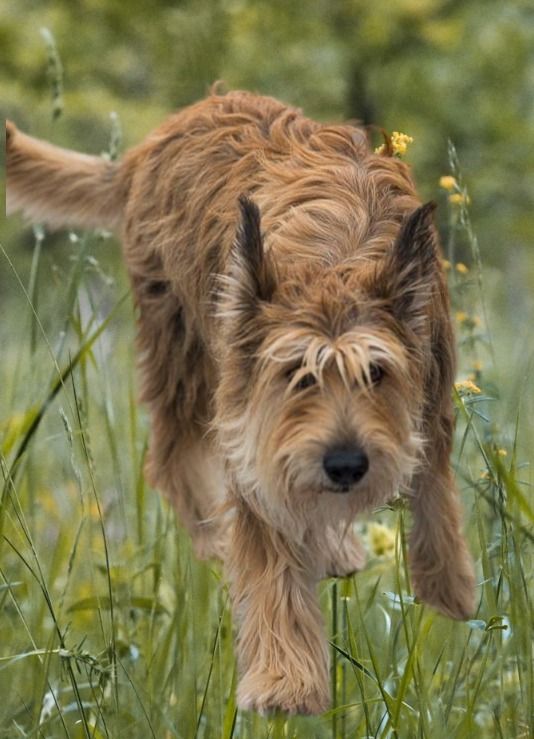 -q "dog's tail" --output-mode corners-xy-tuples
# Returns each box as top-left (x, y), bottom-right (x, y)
(6, 120), (131, 231)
